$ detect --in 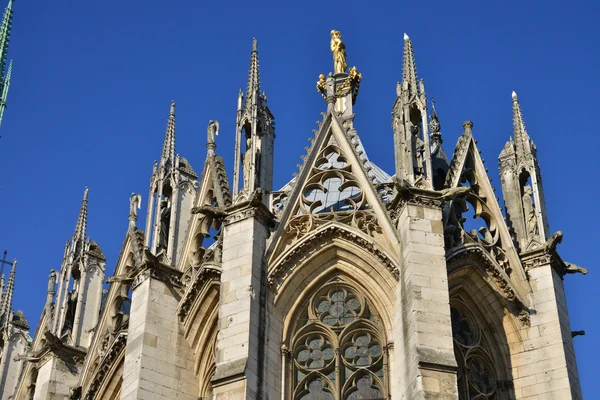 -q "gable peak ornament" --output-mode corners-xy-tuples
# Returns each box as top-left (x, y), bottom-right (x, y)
(317, 30), (362, 108)
(330, 30), (347, 74)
